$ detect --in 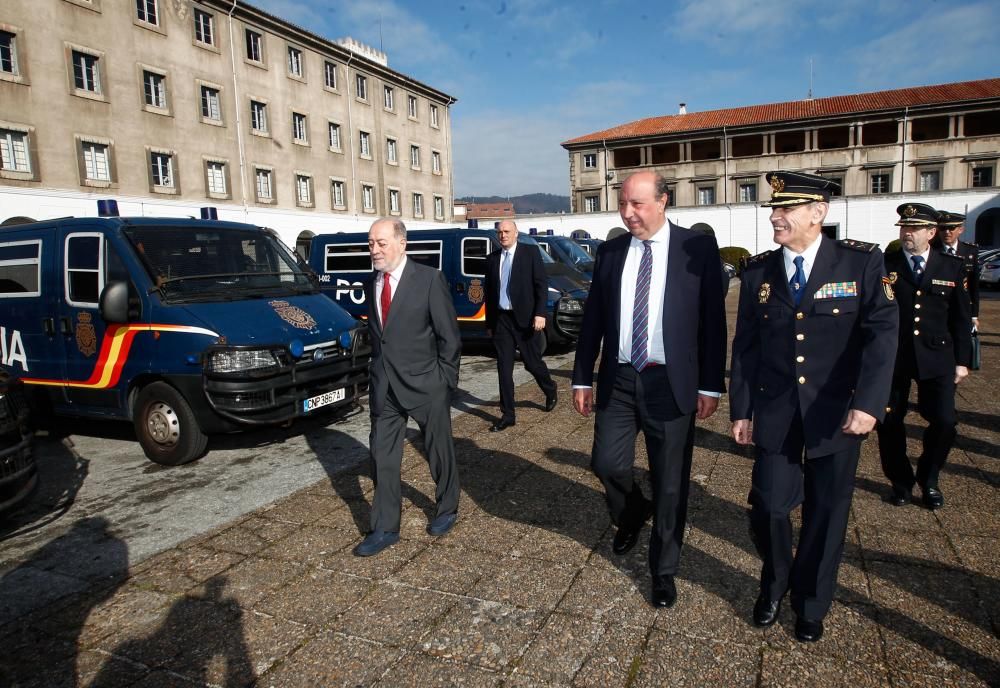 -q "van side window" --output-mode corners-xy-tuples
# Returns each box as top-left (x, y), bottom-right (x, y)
(0, 240), (41, 296)
(66, 233), (103, 306)
(462, 238), (489, 277)
(325, 243), (372, 272)
(405, 240), (442, 270)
